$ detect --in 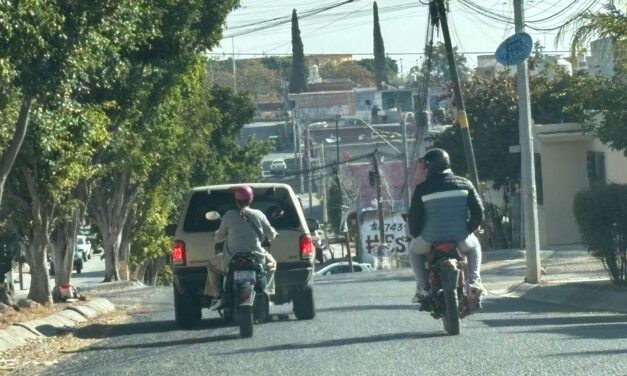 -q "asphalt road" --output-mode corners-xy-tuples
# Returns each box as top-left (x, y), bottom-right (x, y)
(14, 253), (106, 301)
(40, 272), (627, 376)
